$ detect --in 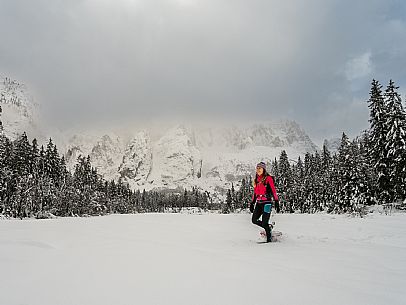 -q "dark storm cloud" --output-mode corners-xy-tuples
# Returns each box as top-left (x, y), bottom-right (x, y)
(1, 0), (405, 142)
